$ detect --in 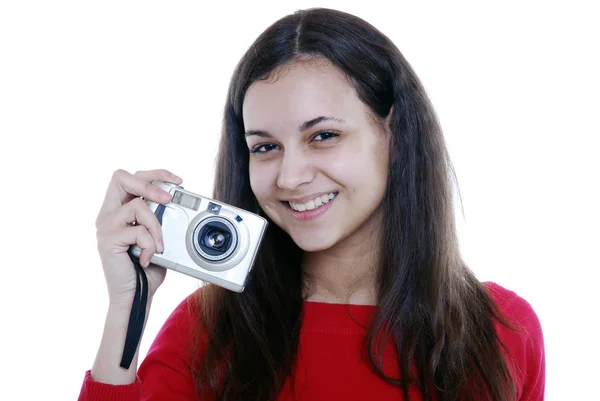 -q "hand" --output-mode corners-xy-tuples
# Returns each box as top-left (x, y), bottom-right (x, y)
(95, 169), (183, 306)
